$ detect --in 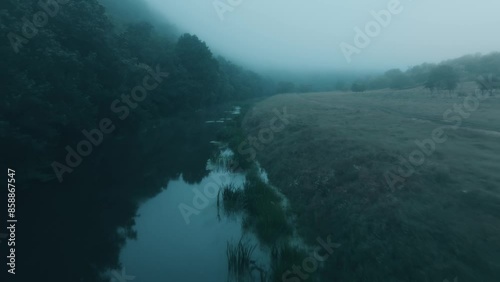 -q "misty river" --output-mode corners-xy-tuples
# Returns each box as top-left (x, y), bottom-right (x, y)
(109, 106), (270, 282)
